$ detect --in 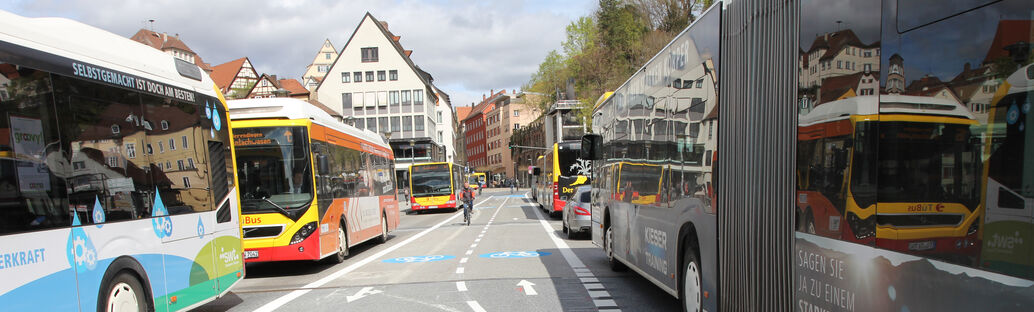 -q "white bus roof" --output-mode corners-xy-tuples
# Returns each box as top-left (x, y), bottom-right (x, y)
(227, 98), (391, 150)
(0, 10), (217, 96)
(1005, 64), (1033, 93)
(799, 95), (975, 126)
